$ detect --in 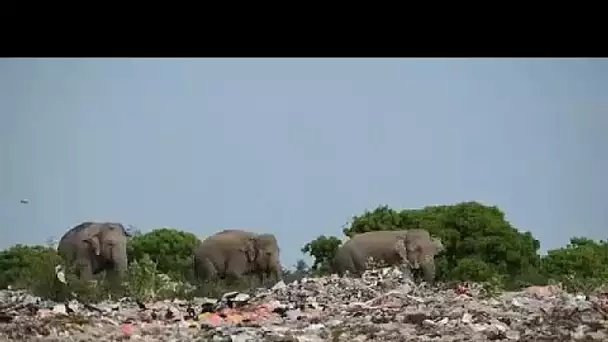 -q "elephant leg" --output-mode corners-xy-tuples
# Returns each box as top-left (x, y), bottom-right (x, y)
(334, 249), (361, 277)
(334, 258), (350, 276)
(107, 268), (123, 280)
(351, 251), (369, 275)
(269, 267), (281, 284)
(196, 258), (218, 284)
(76, 259), (94, 280)
(344, 255), (361, 276)
(405, 241), (422, 270)
(225, 257), (246, 285)
(402, 265), (414, 280)
(105, 268), (124, 285)
(420, 255), (436, 283)
(258, 272), (267, 288)
(260, 267), (280, 287)
(110, 259), (128, 279)
(395, 238), (415, 270)
(406, 251), (420, 269)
